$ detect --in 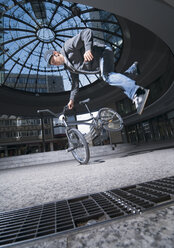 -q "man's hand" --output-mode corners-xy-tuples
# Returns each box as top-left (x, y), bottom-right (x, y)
(84, 50), (94, 62)
(68, 100), (74, 110)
